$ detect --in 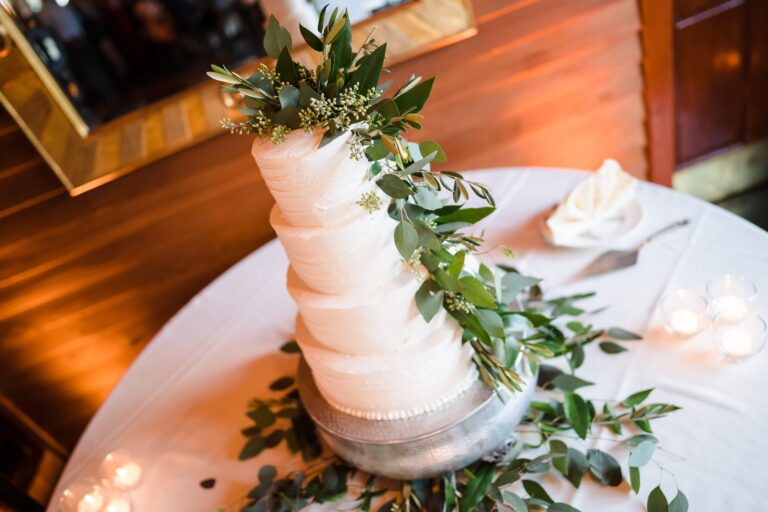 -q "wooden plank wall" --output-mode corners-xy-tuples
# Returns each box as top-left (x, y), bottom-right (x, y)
(0, 0), (646, 449)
